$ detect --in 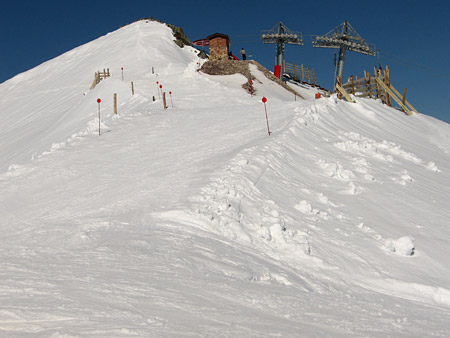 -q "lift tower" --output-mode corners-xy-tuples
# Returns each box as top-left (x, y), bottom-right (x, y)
(312, 20), (376, 82)
(261, 22), (304, 68)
